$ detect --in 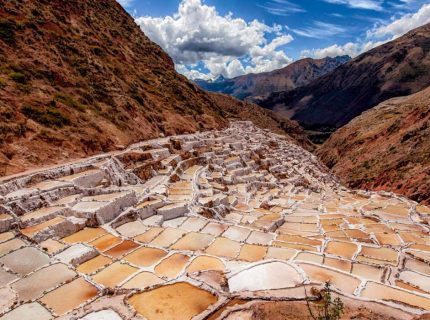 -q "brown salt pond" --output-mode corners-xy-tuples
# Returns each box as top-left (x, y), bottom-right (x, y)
(39, 239), (66, 254)
(62, 227), (106, 244)
(205, 237), (242, 259)
(170, 232), (214, 251)
(124, 246), (167, 267)
(128, 282), (218, 320)
(92, 262), (138, 288)
(135, 227), (164, 243)
(351, 263), (383, 281)
(150, 228), (186, 247)
(325, 241), (358, 259)
(299, 263), (360, 294)
(39, 277), (98, 315)
(122, 271), (164, 289)
(238, 244), (267, 262)
(104, 240), (139, 258)
(77, 255), (113, 274)
(359, 246), (398, 262)
(265, 247), (297, 260)
(21, 216), (65, 238)
(154, 253), (190, 278)
(89, 233), (122, 251)
(361, 282), (430, 310)
(186, 256), (225, 273)
(0, 238), (26, 256)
